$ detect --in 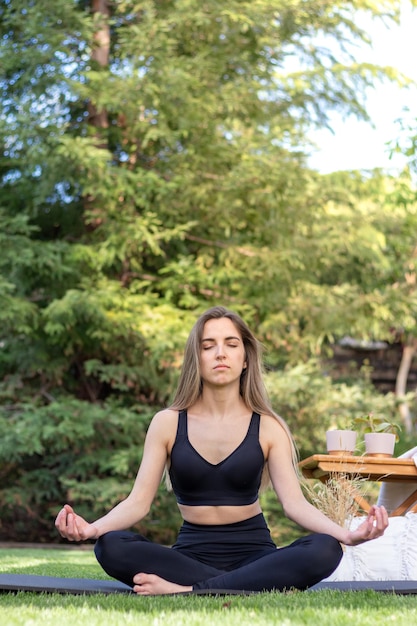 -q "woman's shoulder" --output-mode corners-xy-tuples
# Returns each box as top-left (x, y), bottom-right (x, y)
(156, 406), (180, 416)
(259, 412), (292, 439)
(259, 411), (285, 426)
(151, 407), (179, 423)
(145, 408), (180, 447)
(147, 407), (179, 432)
